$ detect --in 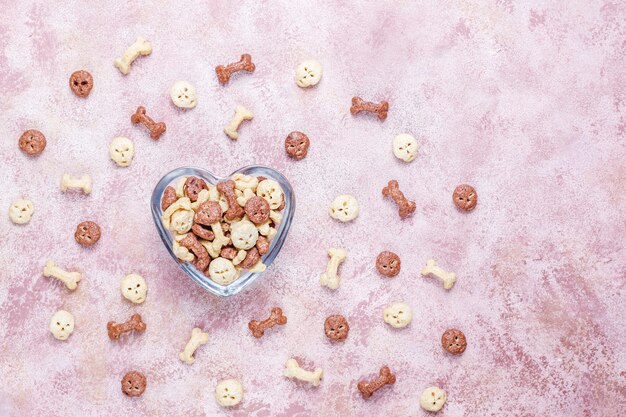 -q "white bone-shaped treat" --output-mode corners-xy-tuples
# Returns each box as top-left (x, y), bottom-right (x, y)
(283, 358), (323, 386)
(320, 248), (347, 290)
(43, 260), (81, 290)
(420, 259), (457, 290)
(114, 36), (152, 75)
(224, 105), (253, 140)
(60, 173), (92, 194)
(179, 327), (209, 364)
